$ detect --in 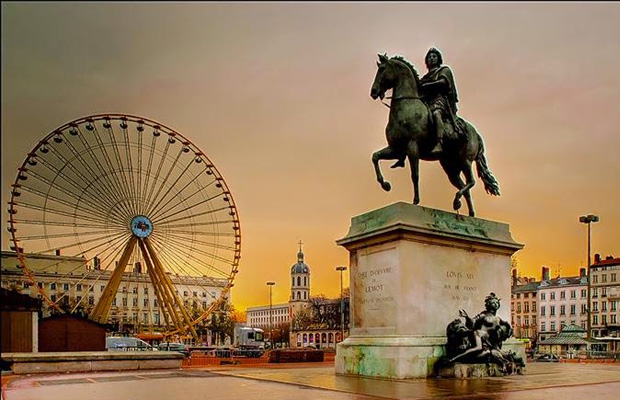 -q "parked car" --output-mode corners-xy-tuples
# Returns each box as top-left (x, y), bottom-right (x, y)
(106, 336), (156, 351)
(535, 353), (559, 362)
(158, 342), (191, 357)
